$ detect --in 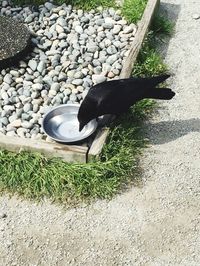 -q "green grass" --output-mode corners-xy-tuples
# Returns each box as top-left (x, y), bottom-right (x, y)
(0, 1), (174, 203)
(0, 112), (145, 203)
(152, 14), (174, 36)
(122, 0), (147, 23)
